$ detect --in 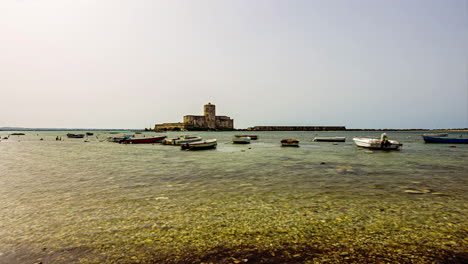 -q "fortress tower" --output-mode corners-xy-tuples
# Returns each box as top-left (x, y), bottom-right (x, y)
(204, 103), (216, 129)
